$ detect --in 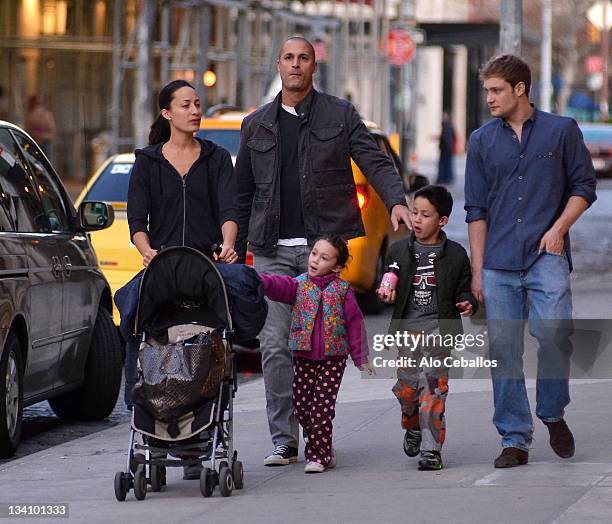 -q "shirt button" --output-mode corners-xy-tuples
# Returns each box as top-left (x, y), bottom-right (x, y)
(519, 154), (525, 159)
(302, 175), (306, 179)
(517, 218), (522, 223)
(519, 176), (523, 180)
(518, 196), (523, 201)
